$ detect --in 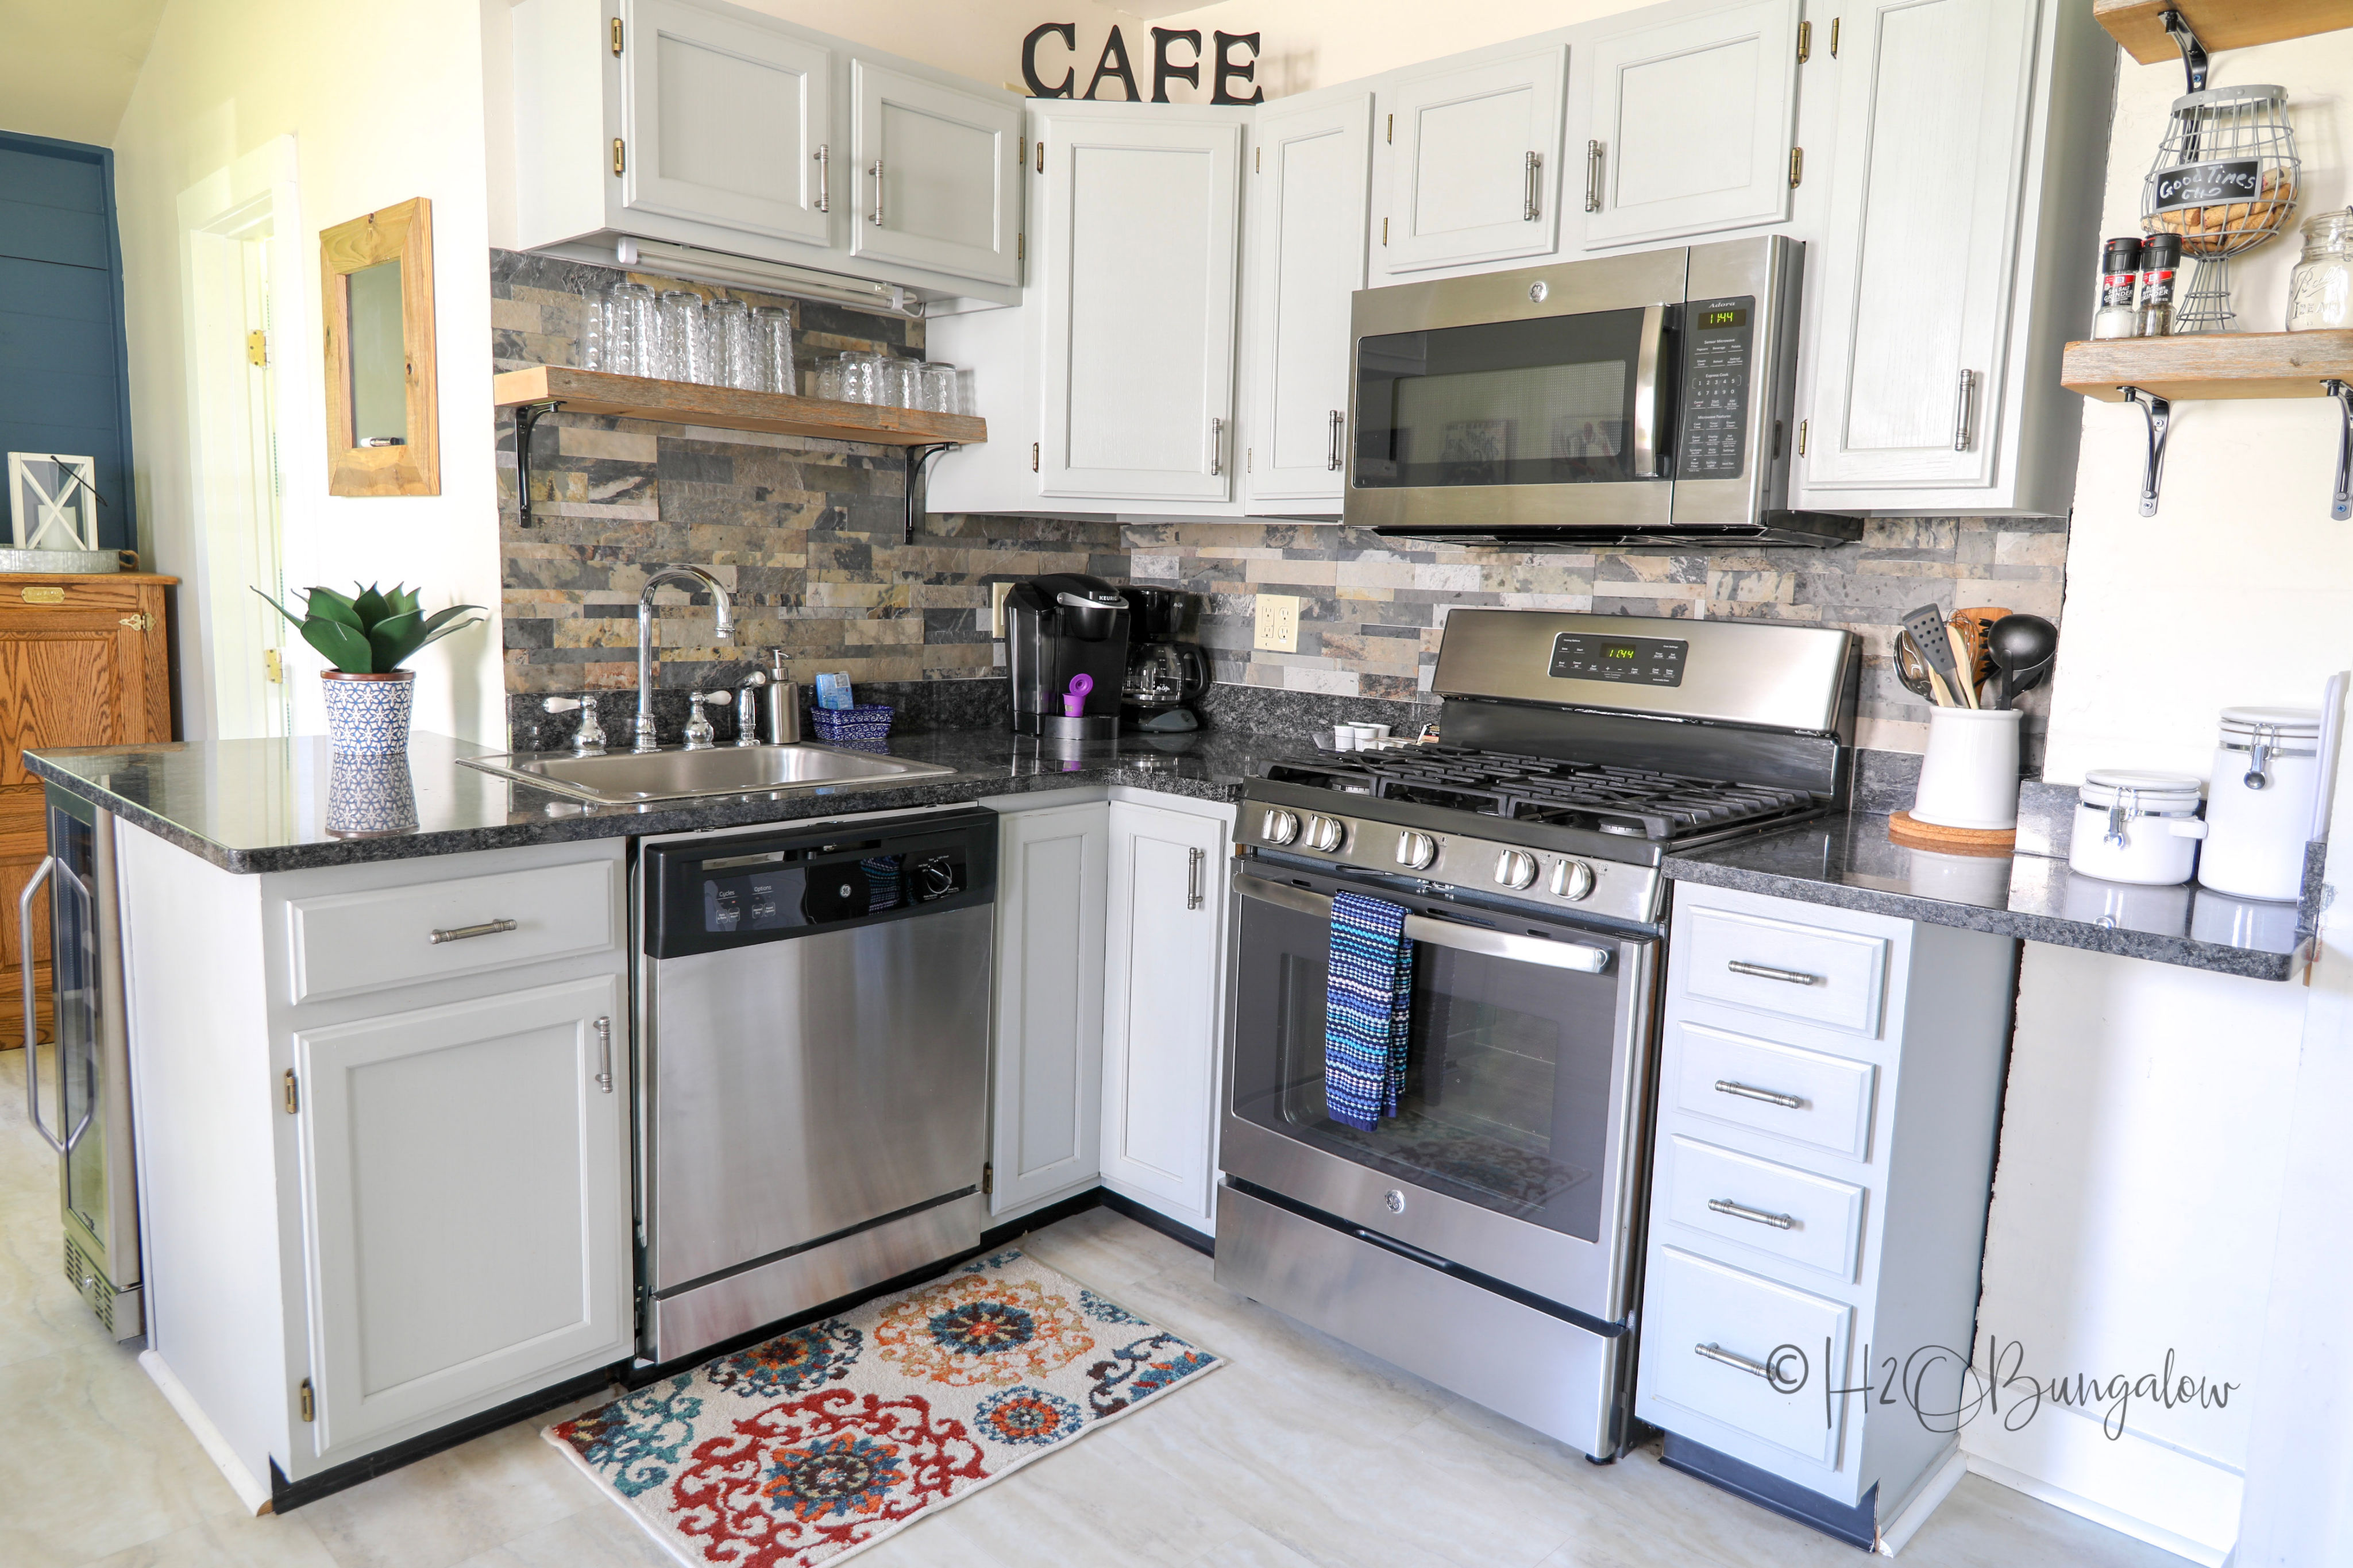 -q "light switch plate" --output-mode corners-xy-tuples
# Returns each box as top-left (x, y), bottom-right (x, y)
(1255, 594), (1300, 652)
